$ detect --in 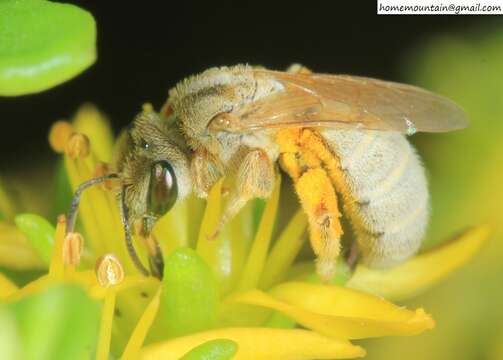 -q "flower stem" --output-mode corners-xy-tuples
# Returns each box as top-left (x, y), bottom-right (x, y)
(121, 289), (161, 360)
(96, 288), (116, 360)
